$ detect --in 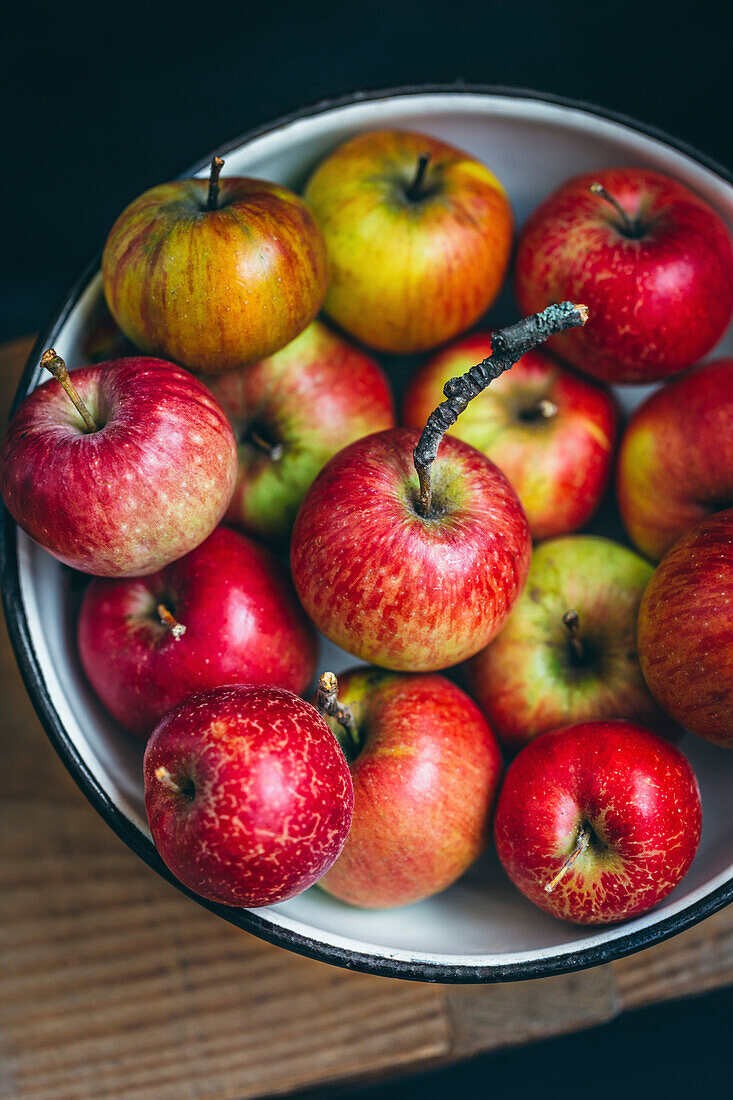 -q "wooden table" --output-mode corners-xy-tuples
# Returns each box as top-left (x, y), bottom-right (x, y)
(2, 336), (732, 1100)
